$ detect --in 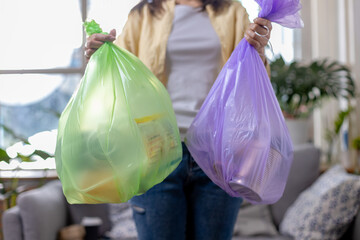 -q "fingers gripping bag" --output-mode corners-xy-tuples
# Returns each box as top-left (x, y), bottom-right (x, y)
(186, 0), (304, 204)
(55, 21), (182, 204)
